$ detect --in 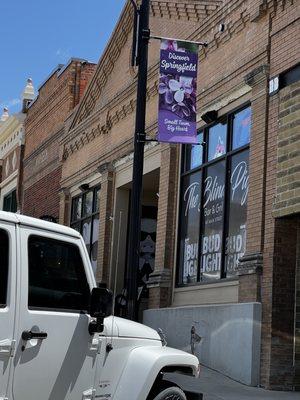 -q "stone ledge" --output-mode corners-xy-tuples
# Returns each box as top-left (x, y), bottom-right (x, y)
(147, 268), (172, 288)
(244, 65), (269, 88)
(237, 253), (263, 276)
(97, 161), (114, 174)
